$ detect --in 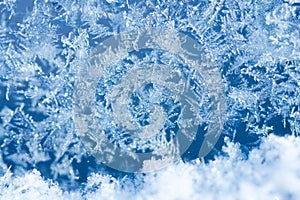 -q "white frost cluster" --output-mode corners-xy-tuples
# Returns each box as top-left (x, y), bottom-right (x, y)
(1, 135), (300, 200)
(285, 0), (300, 4)
(0, 0), (300, 199)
